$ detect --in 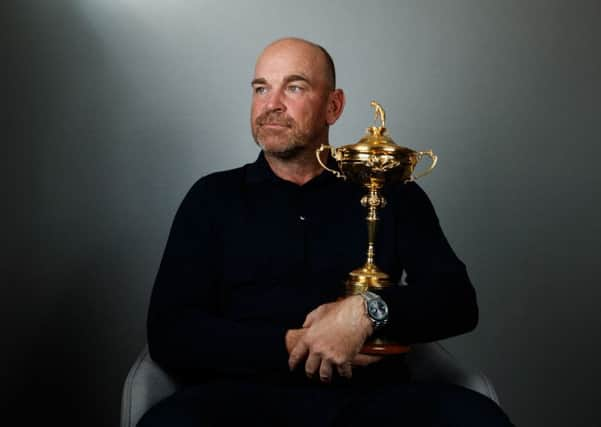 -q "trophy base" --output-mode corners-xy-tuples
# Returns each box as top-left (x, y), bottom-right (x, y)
(345, 264), (411, 355)
(361, 337), (411, 355)
(346, 263), (390, 295)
